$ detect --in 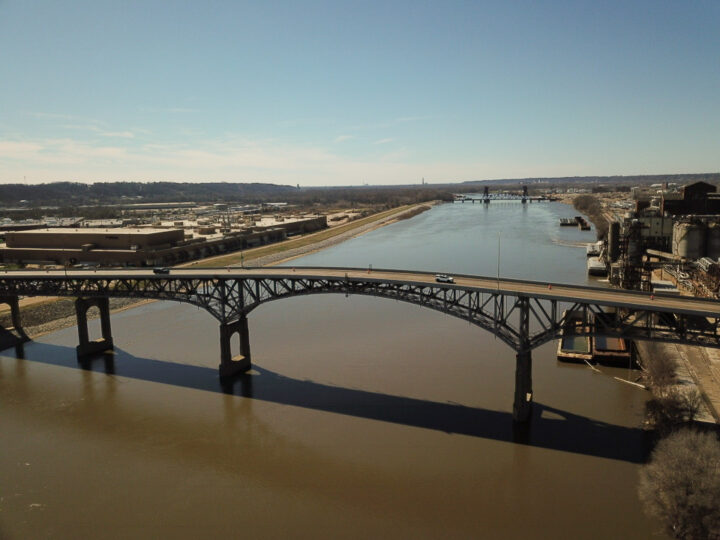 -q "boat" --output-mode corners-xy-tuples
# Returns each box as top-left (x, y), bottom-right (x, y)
(592, 335), (632, 365)
(557, 309), (633, 365)
(587, 257), (607, 276)
(586, 241), (602, 257)
(557, 310), (592, 362)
